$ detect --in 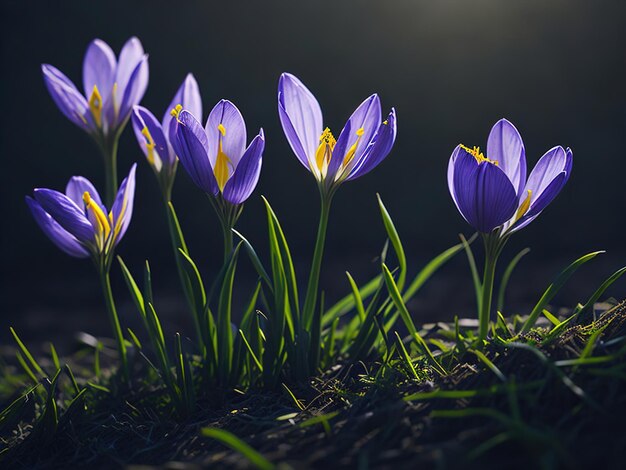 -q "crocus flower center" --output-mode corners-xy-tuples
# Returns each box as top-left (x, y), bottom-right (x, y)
(83, 191), (111, 247)
(170, 104), (183, 120)
(214, 123), (232, 192)
(89, 85), (103, 127)
(315, 127), (336, 172)
(460, 144), (498, 166)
